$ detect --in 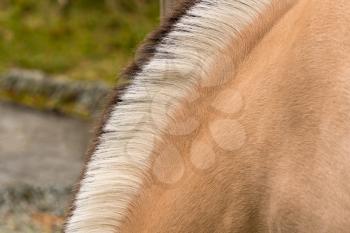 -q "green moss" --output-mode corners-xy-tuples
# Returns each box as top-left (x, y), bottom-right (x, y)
(0, 89), (90, 119)
(0, 0), (159, 84)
